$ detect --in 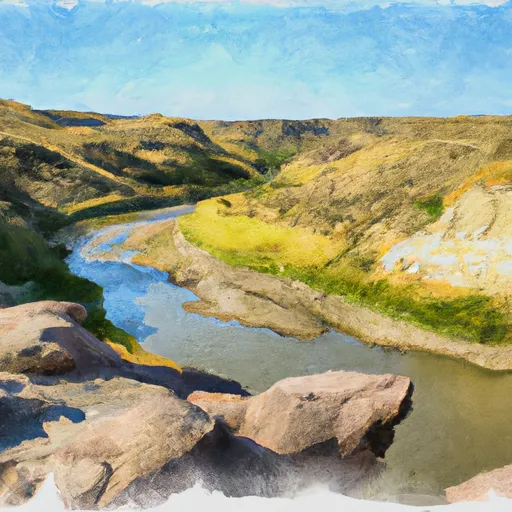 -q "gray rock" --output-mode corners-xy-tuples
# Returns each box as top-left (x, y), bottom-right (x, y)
(0, 301), (121, 375)
(189, 370), (412, 457)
